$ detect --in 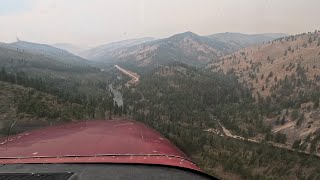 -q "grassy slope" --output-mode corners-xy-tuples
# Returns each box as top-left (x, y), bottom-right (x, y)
(210, 31), (320, 149)
(211, 32), (320, 96)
